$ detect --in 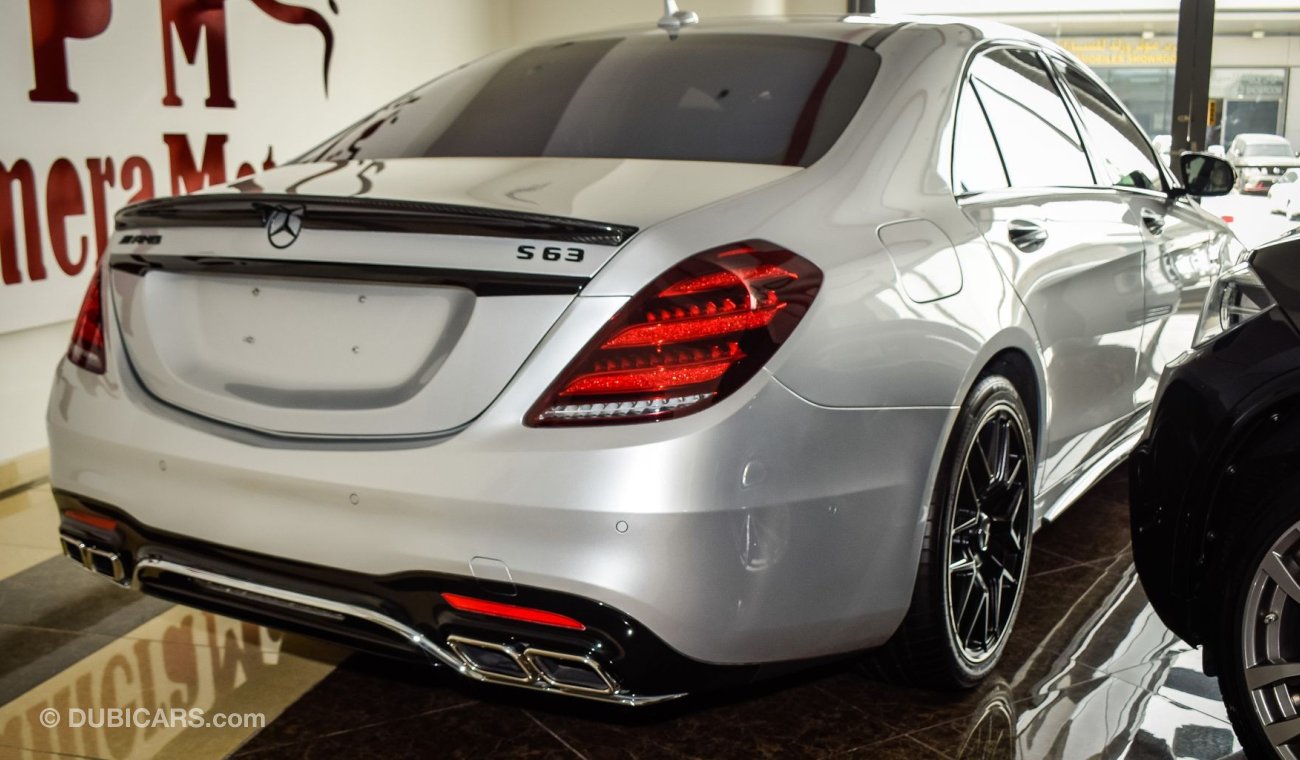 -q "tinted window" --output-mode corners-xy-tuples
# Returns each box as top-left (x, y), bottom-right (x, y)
(952, 81), (1009, 194)
(303, 35), (880, 168)
(1057, 64), (1163, 191)
(969, 49), (1094, 187)
(1244, 142), (1294, 158)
